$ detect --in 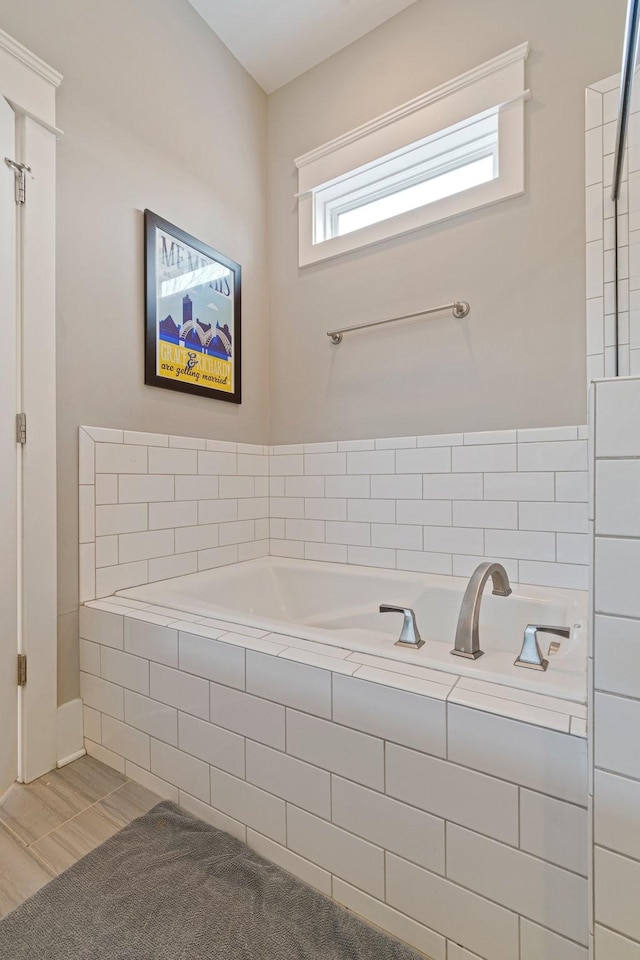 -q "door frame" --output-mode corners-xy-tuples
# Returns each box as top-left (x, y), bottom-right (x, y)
(0, 27), (61, 783)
